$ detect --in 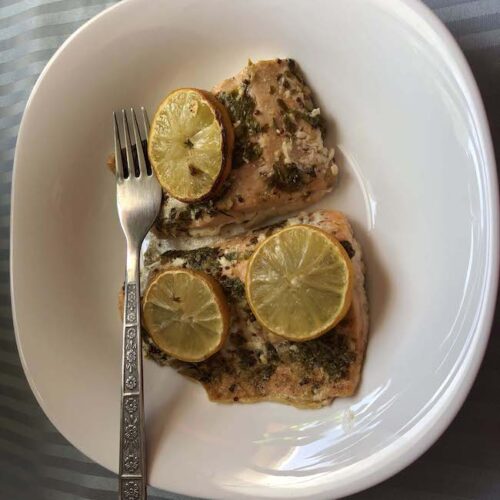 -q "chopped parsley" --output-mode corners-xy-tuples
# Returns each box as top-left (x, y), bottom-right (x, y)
(219, 276), (245, 303)
(160, 246), (221, 274)
(217, 86), (263, 167)
(267, 162), (305, 192)
(286, 331), (355, 381)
